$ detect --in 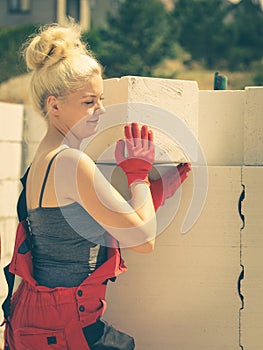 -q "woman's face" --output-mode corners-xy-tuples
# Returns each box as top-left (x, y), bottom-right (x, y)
(53, 74), (105, 142)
